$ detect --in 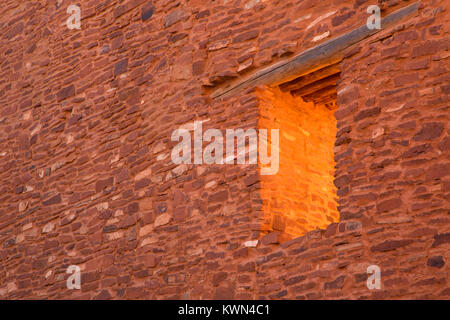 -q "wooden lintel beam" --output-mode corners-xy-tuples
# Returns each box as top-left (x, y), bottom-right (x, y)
(211, 1), (420, 100)
(303, 86), (338, 101)
(279, 64), (341, 92)
(290, 73), (340, 97)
